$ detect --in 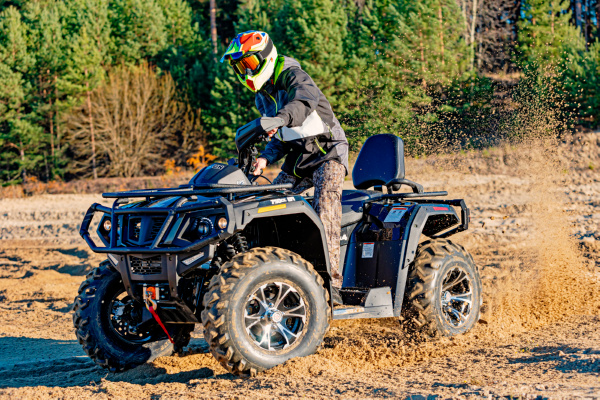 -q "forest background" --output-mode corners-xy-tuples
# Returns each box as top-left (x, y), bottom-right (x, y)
(0, 0), (599, 185)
